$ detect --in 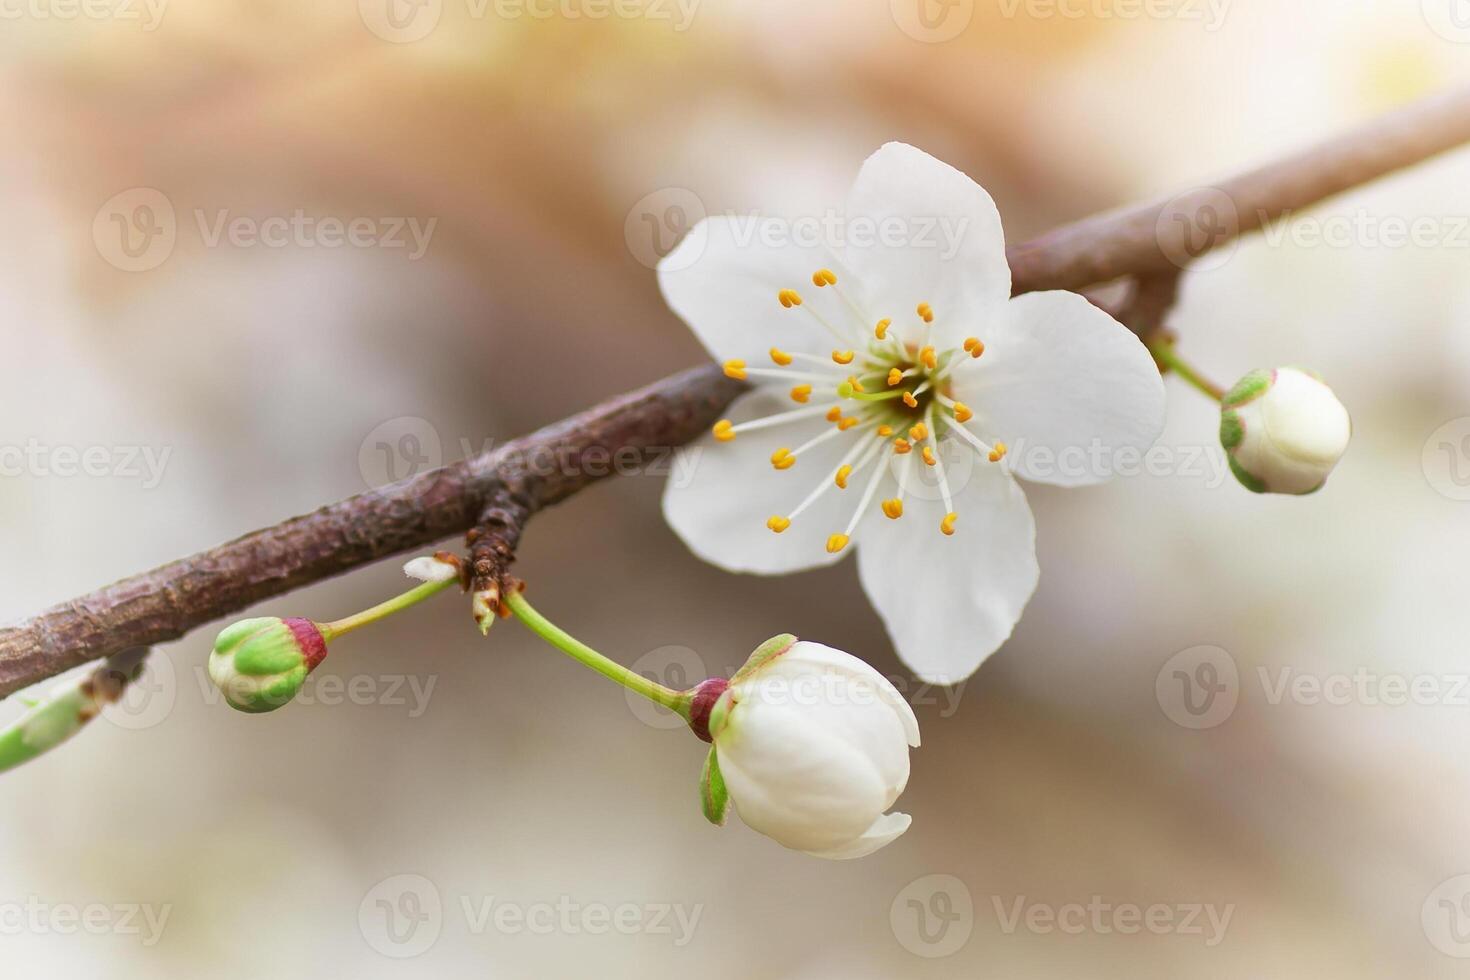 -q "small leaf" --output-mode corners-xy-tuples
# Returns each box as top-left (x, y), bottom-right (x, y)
(700, 746), (730, 826)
